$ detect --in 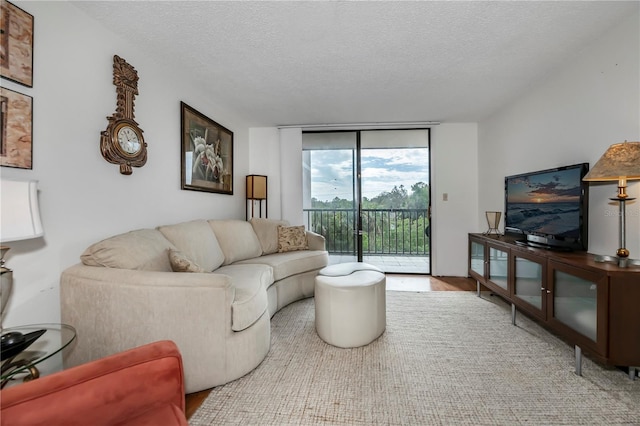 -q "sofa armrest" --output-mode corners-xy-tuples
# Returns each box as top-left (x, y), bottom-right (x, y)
(0, 340), (187, 426)
(60, 264), (235, 393)
(306, 231), (326, 251)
